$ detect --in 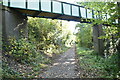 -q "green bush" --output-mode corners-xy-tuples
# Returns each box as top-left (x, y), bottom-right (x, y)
(2, 61), (20, 78)
(75, 23), (93, 48)
(2, 37), (52, 78)
(77, 47), (119, 78)
(5, 37), (38, 64)
(2, 18), (72, 78)
(28, 18), (70, 54)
